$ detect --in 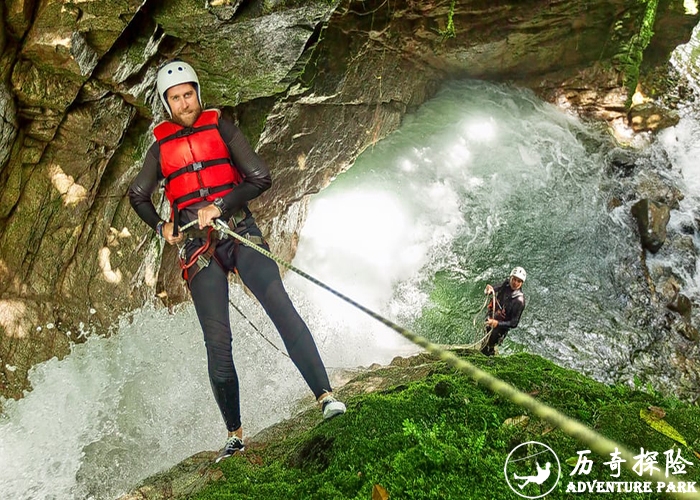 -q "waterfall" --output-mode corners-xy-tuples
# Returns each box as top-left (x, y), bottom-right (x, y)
(293, 80), (642, 380)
